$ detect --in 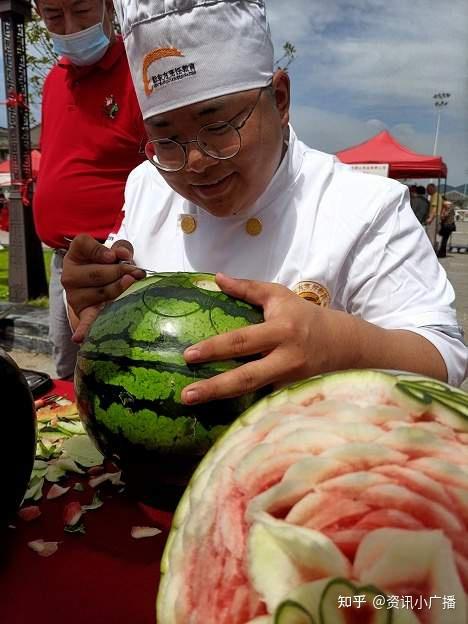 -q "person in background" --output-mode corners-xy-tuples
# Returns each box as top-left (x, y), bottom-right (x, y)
(410, 185), (430, 225)
(33, 0), (146, 379)
(426, 183), (443, 224)
(425, 182), (443, 249)
(437, 199), (456, 259)
(62, 0), (467, 394)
